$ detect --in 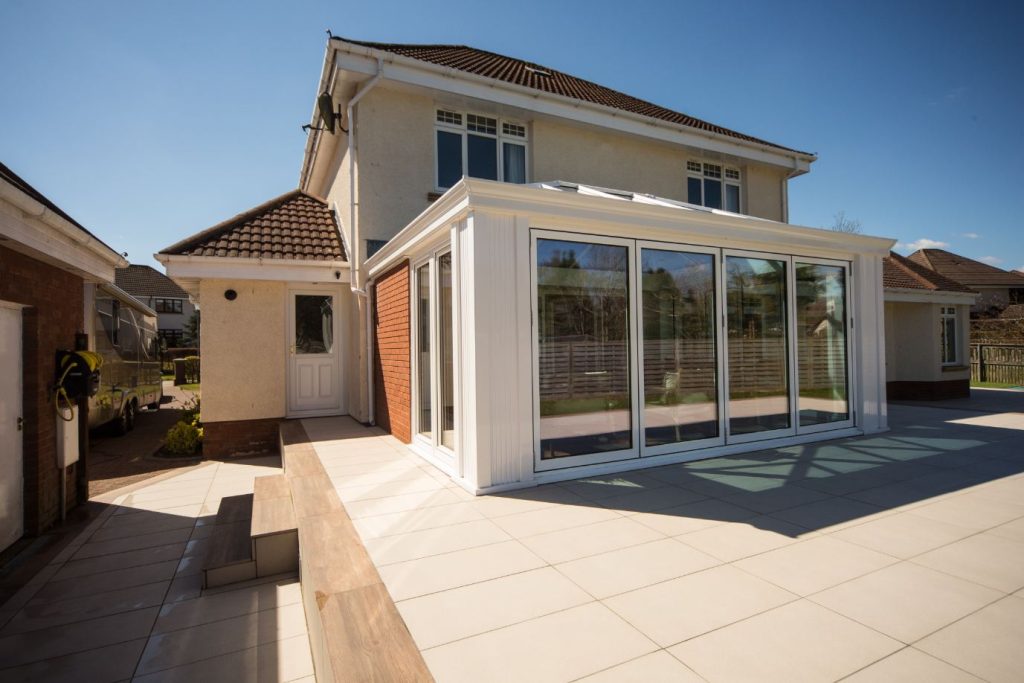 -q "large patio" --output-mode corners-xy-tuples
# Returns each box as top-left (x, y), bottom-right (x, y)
(0, 392), (1022, 681)
(307, 392), (1024, 682)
